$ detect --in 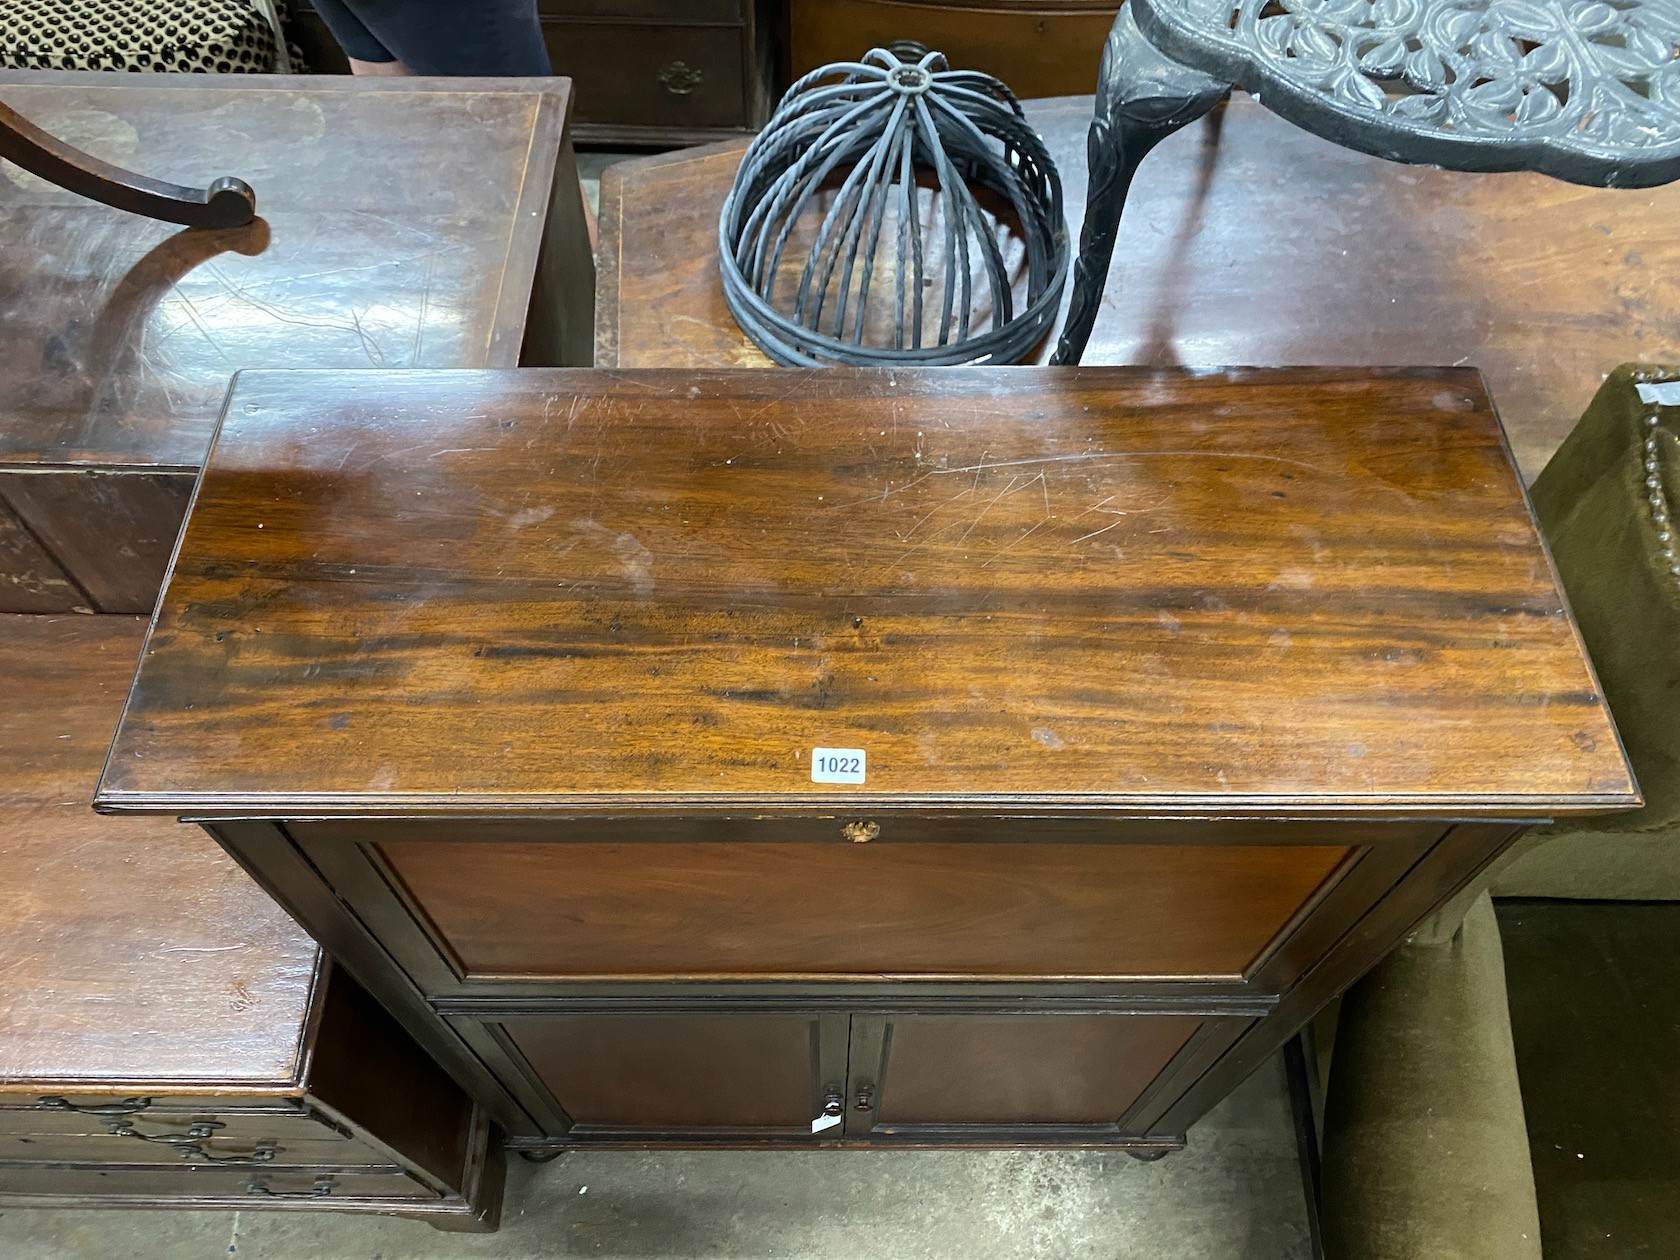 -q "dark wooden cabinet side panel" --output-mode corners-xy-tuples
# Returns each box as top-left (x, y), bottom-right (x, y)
(1245, 835), (1440, 989)
(305, 966), (476, 1192)
(1137, 821), (1530, 1136)
(205, 822), (542, 1138)
(294, 835), (469, 996)
(0, 471), (191, 614)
